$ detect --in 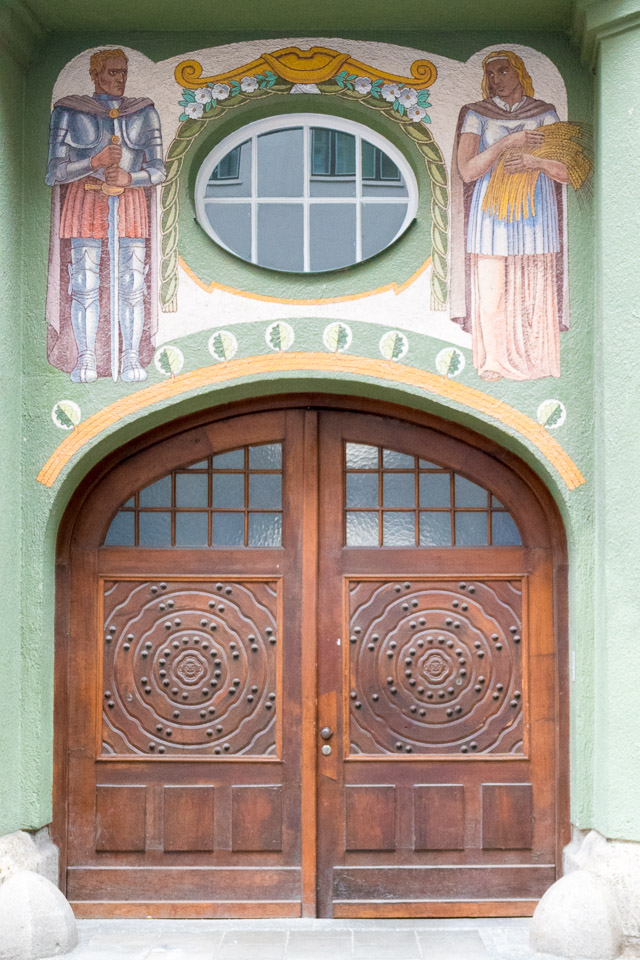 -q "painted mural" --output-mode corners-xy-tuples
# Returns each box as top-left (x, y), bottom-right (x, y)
(450, 51), (590, 381)
(46, 49), (165, 383)
(39, 39), (592, 490)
